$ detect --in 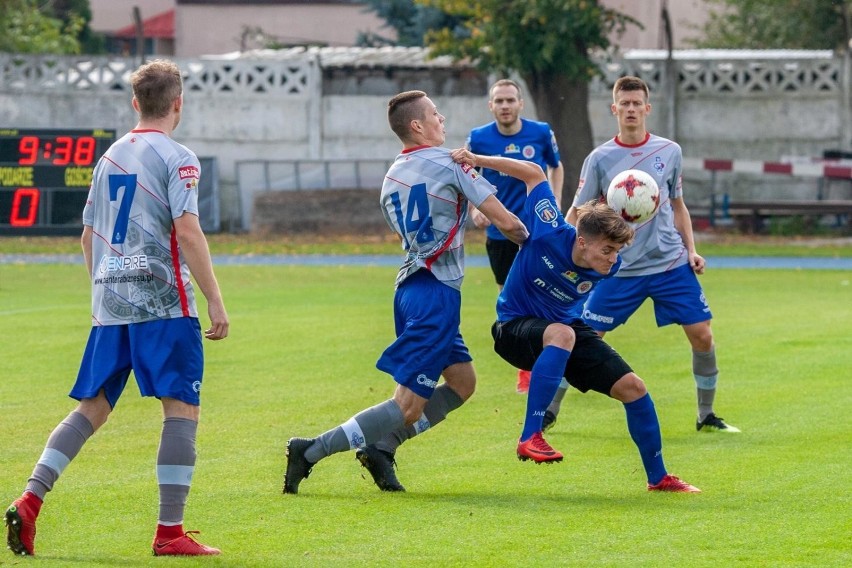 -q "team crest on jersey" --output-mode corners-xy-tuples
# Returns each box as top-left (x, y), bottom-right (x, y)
(577, 281), (593, 294)
(522, 145), (535, 159)
(534, 199), (559, 225)
(562, 270), (579, 283)
(504, 143), (521, 154)
(185, 178), (198, 190)
(179, 165), (199, 180)
(653, 156), (665, 174)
